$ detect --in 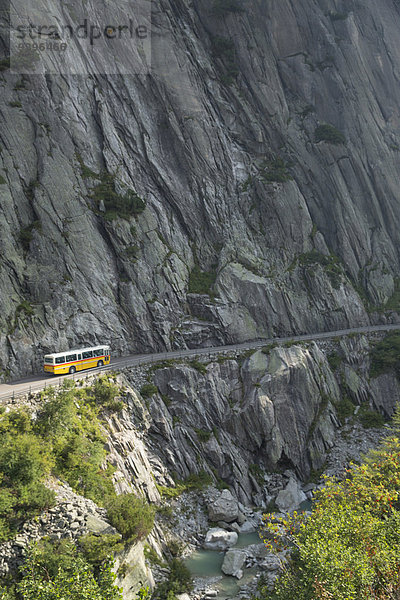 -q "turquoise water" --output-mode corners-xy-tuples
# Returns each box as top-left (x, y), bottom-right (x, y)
(184, 532), (264, 599)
